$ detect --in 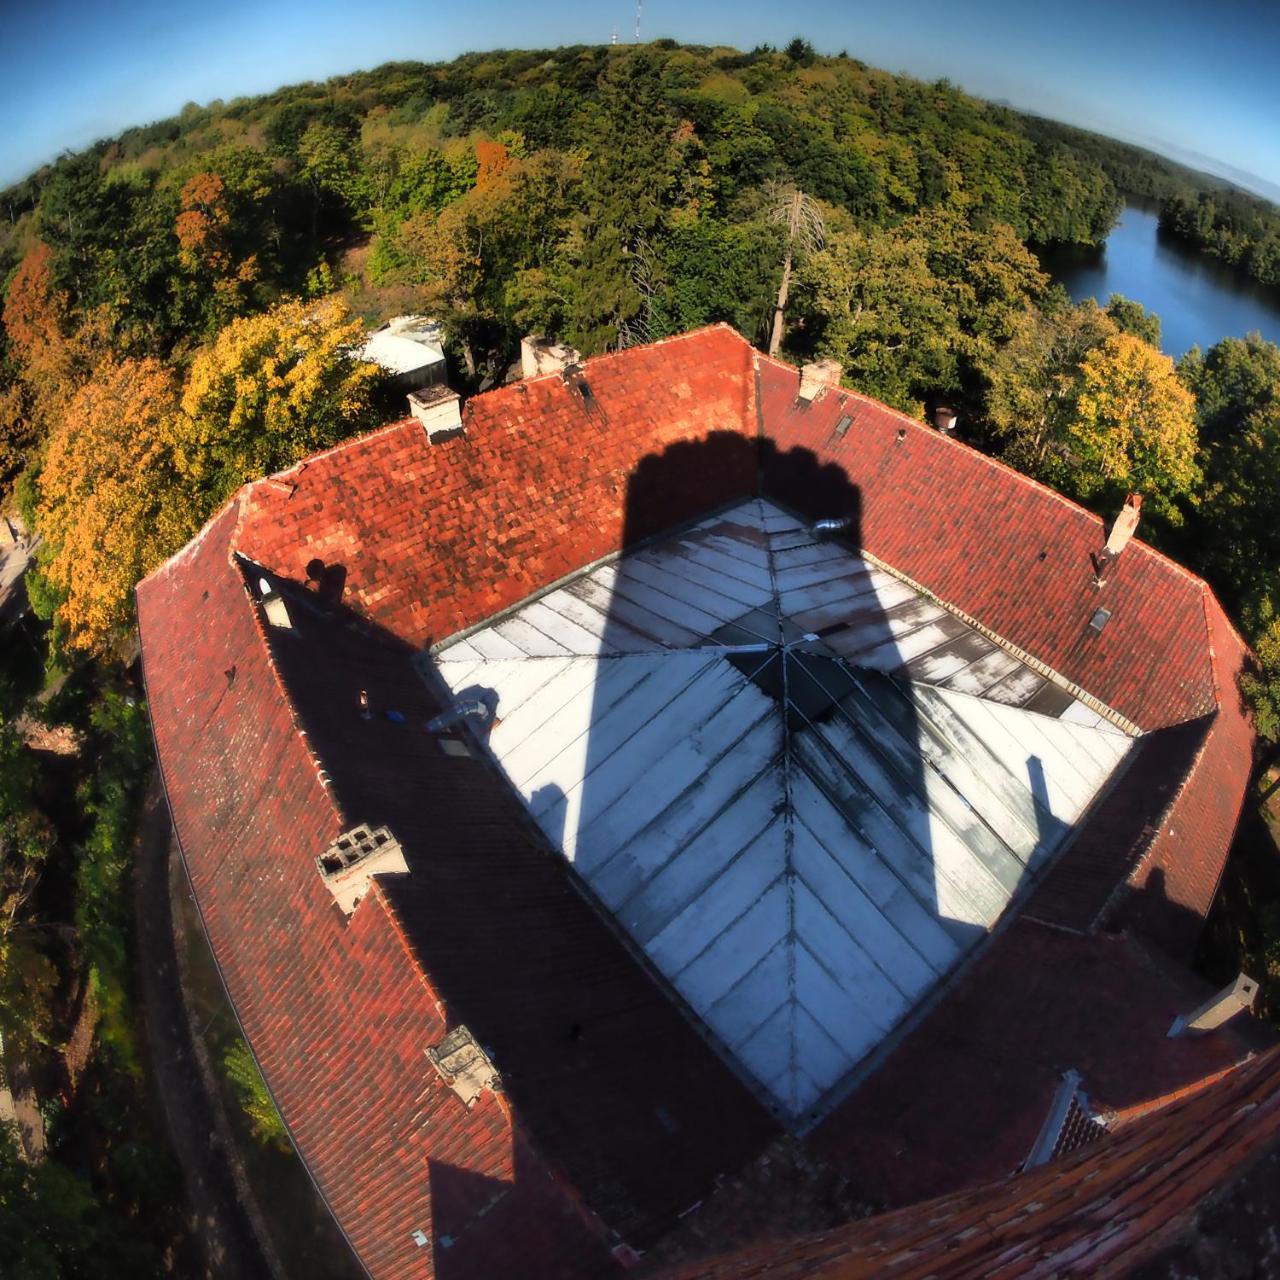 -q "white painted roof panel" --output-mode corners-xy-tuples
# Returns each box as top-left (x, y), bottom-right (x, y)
(433, 499), (1133, 1120)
